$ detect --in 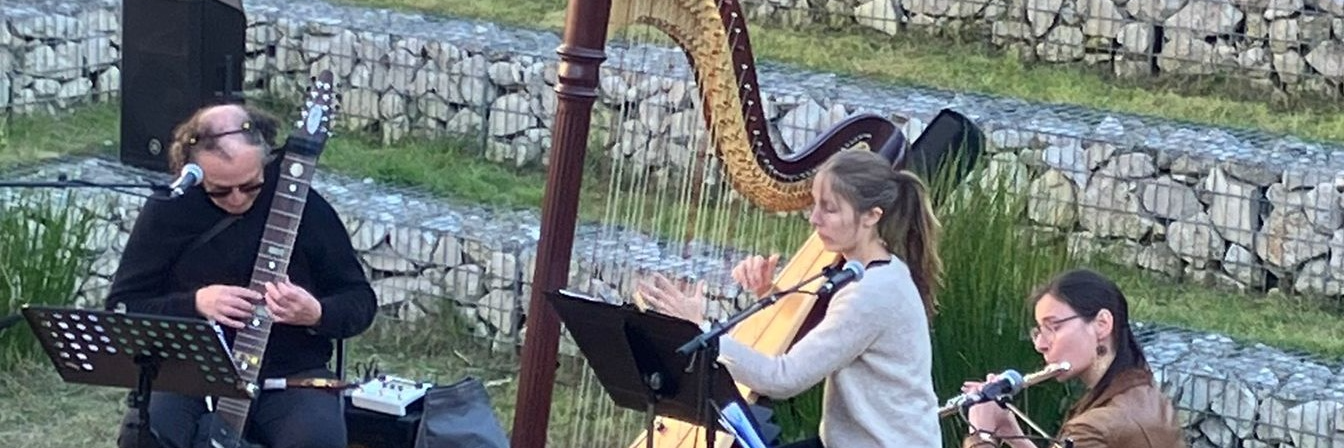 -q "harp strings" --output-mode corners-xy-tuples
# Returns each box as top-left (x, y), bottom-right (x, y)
(559, 0), (831, 444)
